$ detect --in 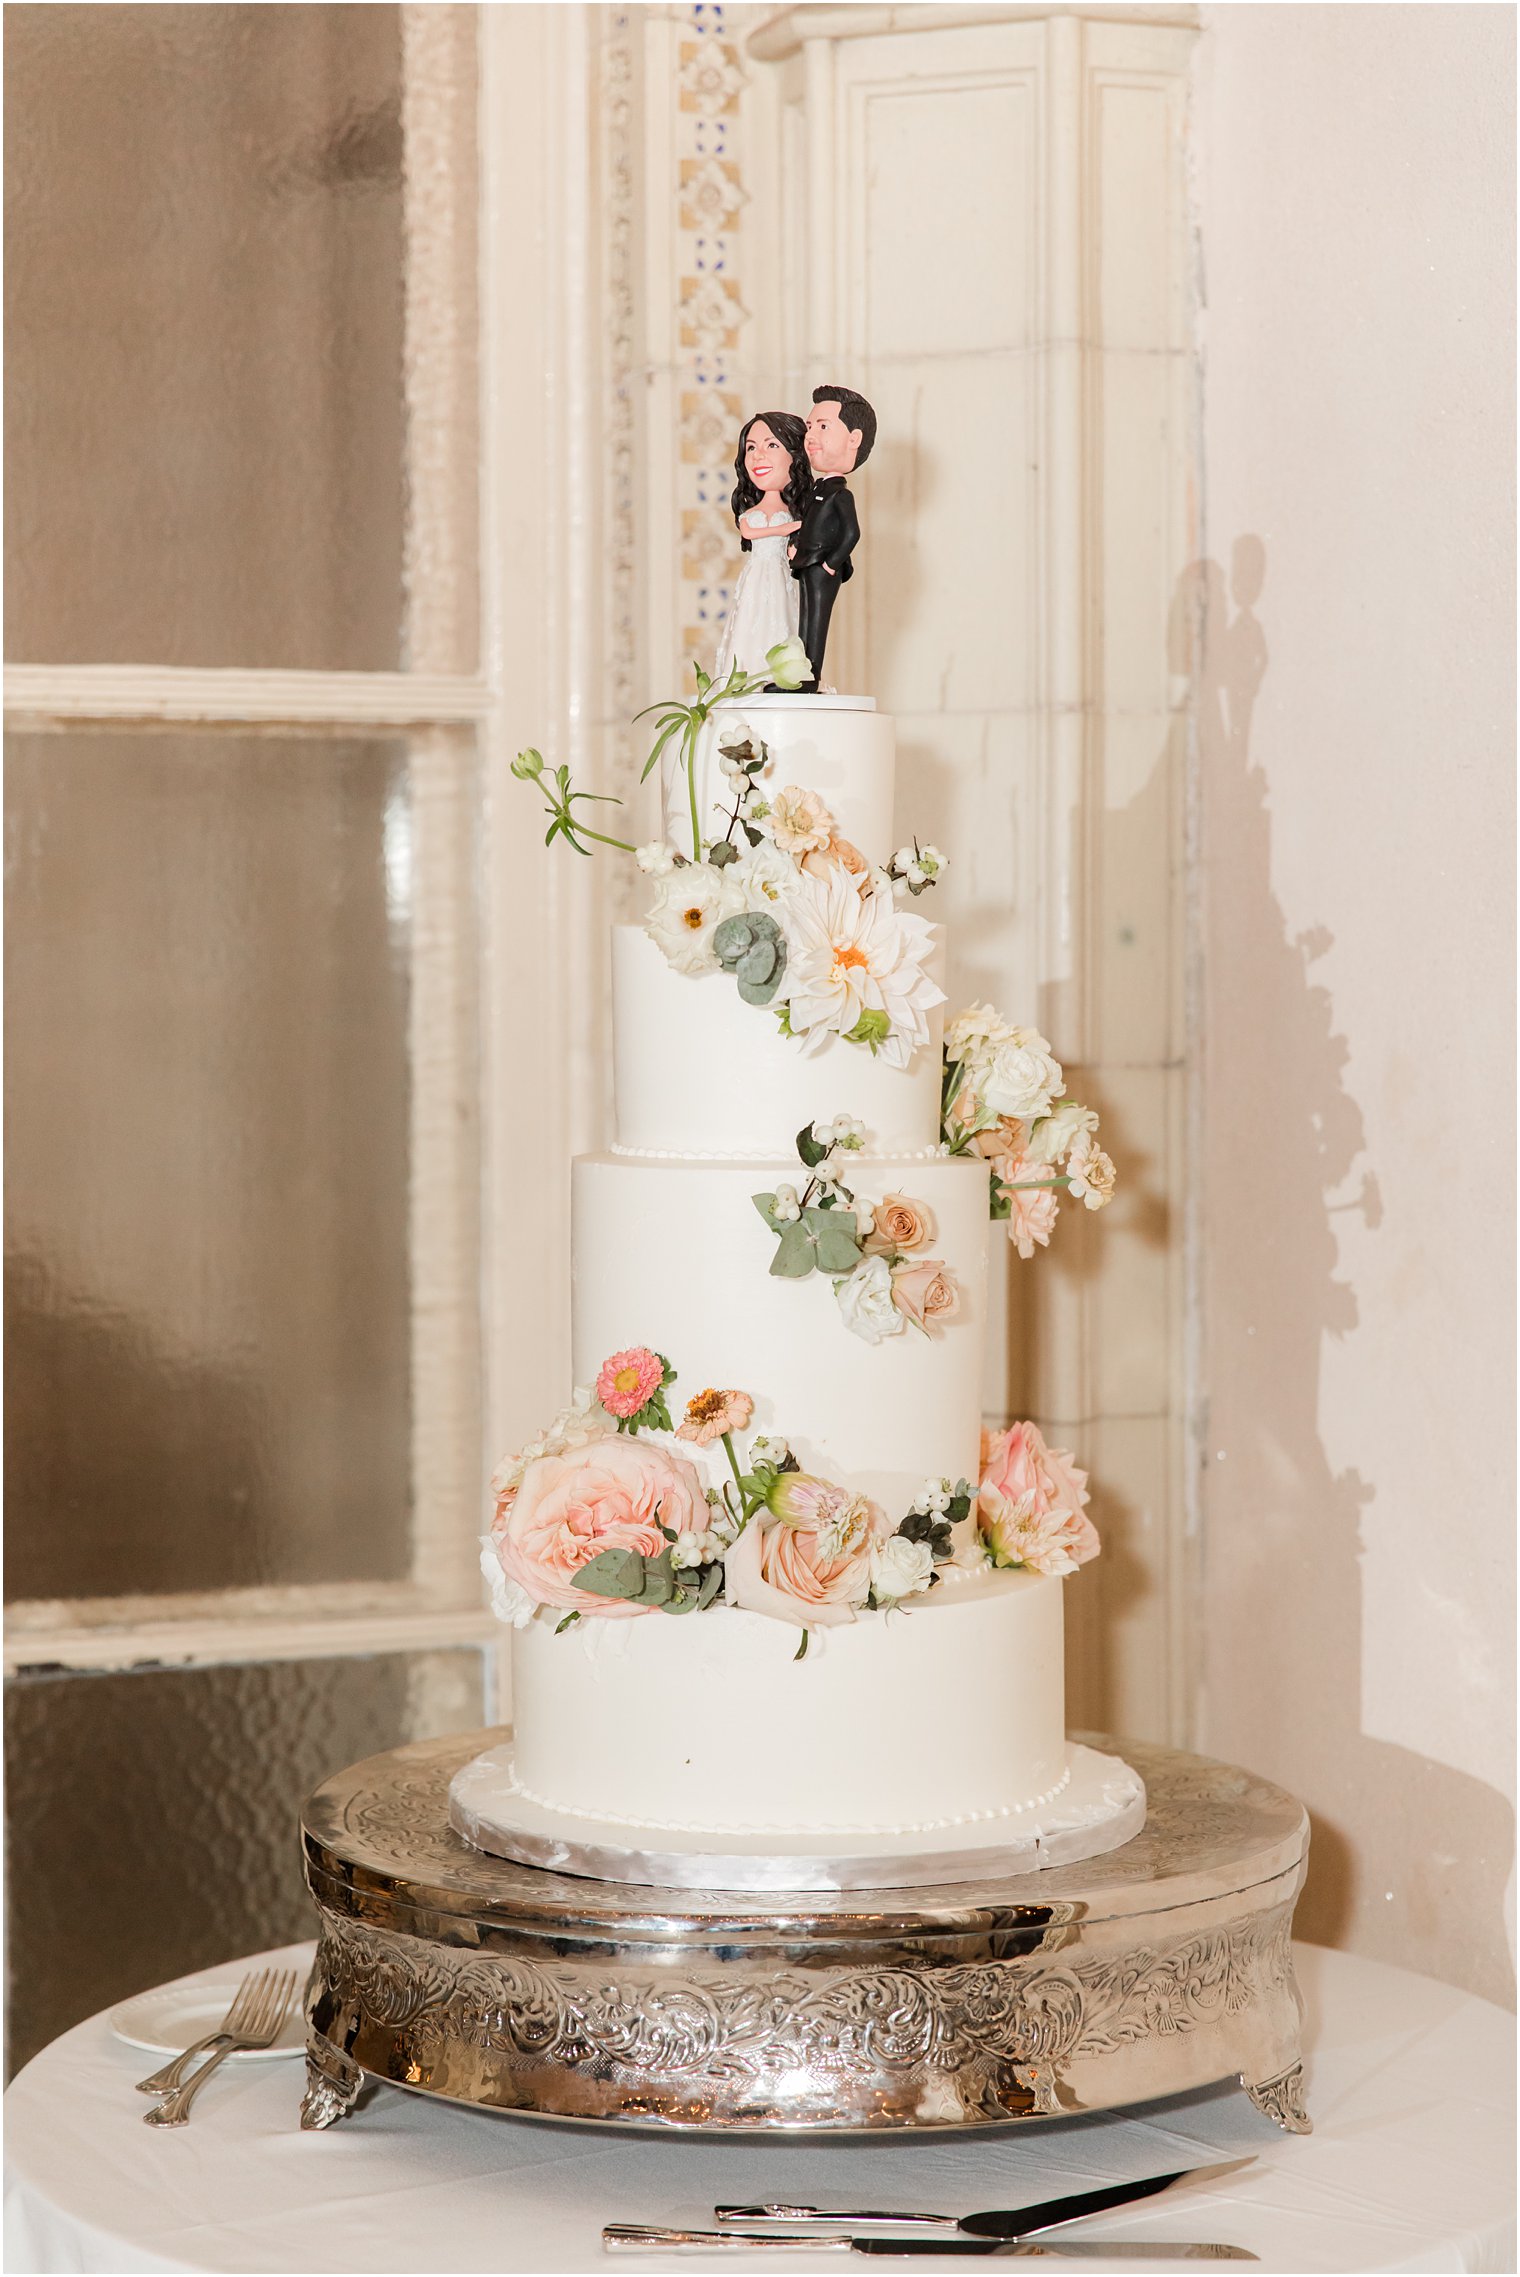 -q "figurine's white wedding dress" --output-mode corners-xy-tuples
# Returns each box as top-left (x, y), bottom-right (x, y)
(714, 510), (799, 682)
